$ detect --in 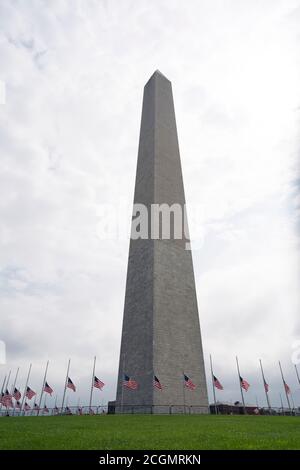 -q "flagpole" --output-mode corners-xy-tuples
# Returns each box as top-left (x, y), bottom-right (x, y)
(0, 374), (6, 396)
(295, 364), (300, 385)
(11, 367), (20, 417)
(210, 355), (217, 415)
(279, 393), (284, 414)
(236, 356), (246, 415)
(0, 374), (6, 414)
(53, 395), (57, 415)
(0, 369), (11, 412)
(4, 369), (11, 391)
(89, 356), (96, 411)
(121, 354), (125, 413)
(10, 367), (19, 394)
(278, 361), (291, 414)
(61, 358), (70, 414)
(38, 360), (49, 416)
(20, 363), (31, 415)
(182, 371), (186, 414)
(259, 359), (271, 412)
(291, 393), (295, 412)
